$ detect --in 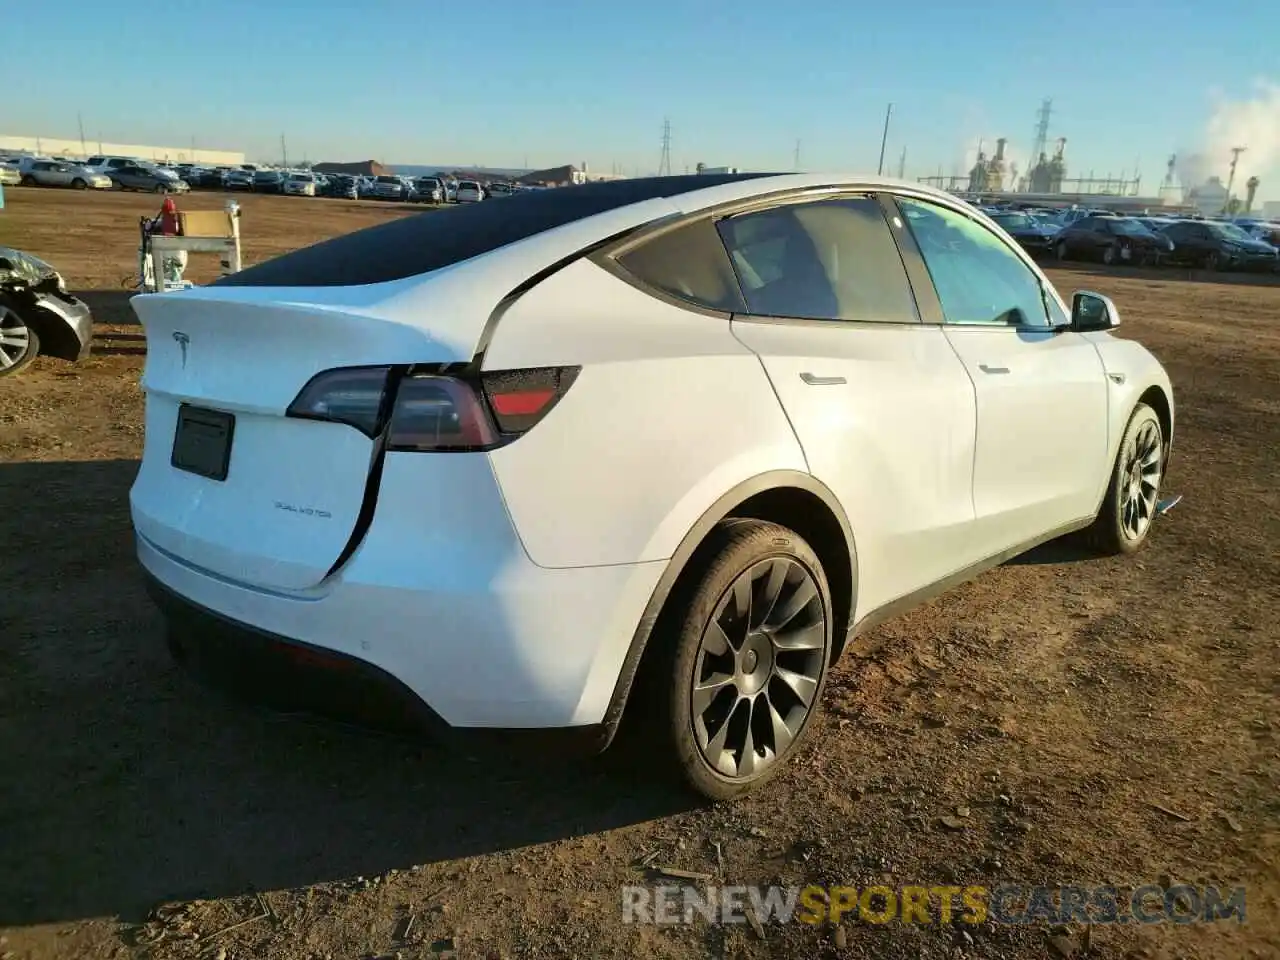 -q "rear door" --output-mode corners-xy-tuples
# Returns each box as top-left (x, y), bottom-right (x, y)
(893, 195), (1108, 557)
(716, 195), (980, 617)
